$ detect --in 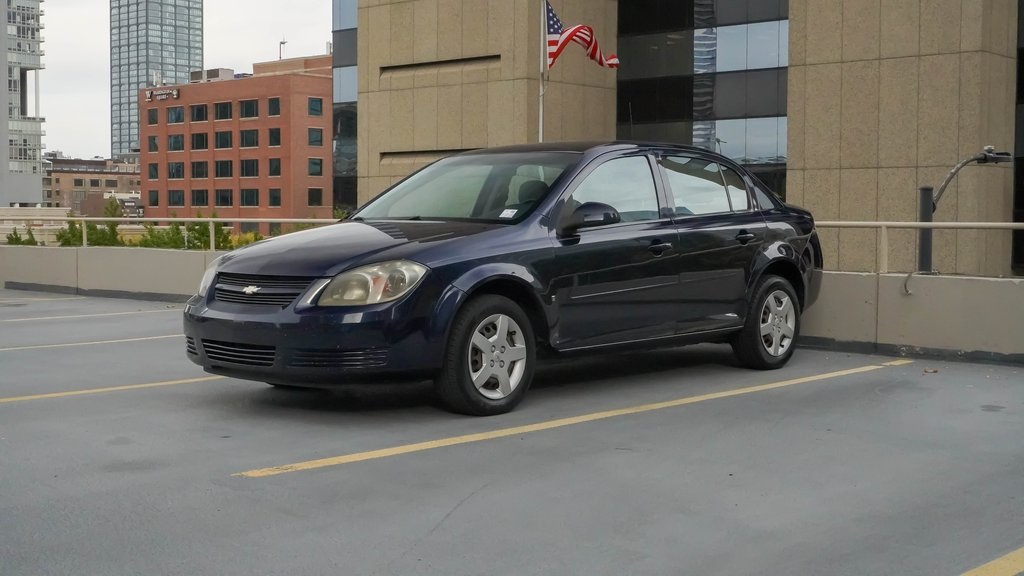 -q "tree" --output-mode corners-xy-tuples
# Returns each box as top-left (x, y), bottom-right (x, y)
(5, 227), (36, 245)
(56, 220), (83, 246)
